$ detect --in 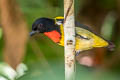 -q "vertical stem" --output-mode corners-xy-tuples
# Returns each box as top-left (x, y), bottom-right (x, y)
(64, 0), (76, 80)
